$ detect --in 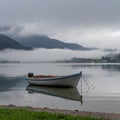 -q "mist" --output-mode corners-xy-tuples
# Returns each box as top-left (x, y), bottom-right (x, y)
(0, 49), (110, 62)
